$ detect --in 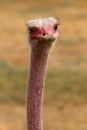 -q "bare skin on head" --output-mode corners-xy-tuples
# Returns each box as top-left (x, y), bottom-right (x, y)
(27, 17), (59, 130)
